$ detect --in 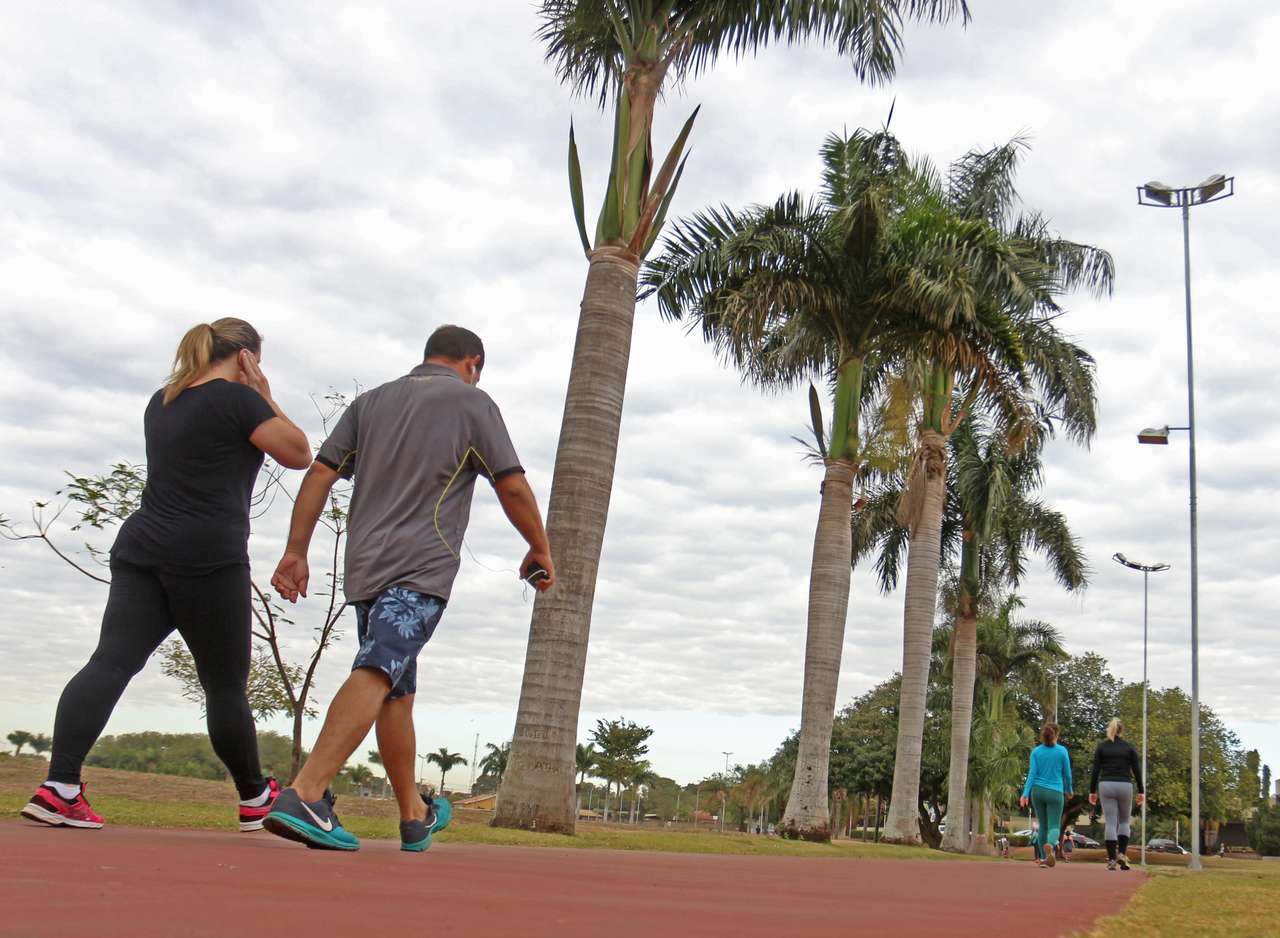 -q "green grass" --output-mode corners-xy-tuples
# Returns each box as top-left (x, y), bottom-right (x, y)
(2, 792), (988, 859)
(1085, 864), (1280, 938)
(2, 793), (237, 830)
